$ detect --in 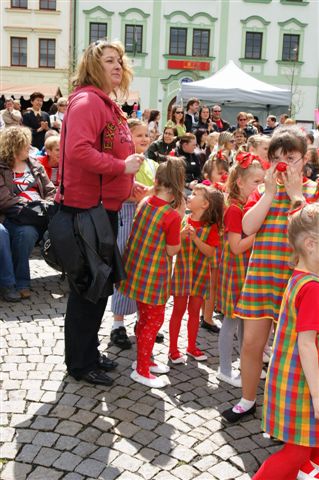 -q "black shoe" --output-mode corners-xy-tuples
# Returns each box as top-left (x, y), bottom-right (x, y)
(0, 286), (21, 302)
(74, 368), (114, 386)
(200, 319), (220, 333)
(155, 332), (164, 343)
(213, 311), (224, 321)
(221, 403), (256, 423)
(98, 354), (118, 372)
(110, 327), (132, 350)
